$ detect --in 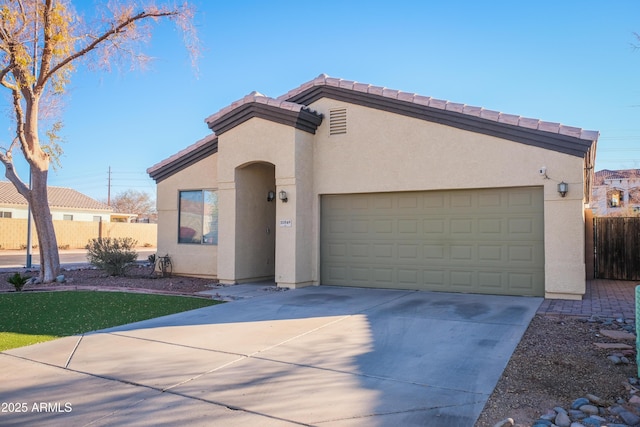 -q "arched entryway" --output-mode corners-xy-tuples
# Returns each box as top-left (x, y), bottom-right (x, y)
(233, 162), (276, 281)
